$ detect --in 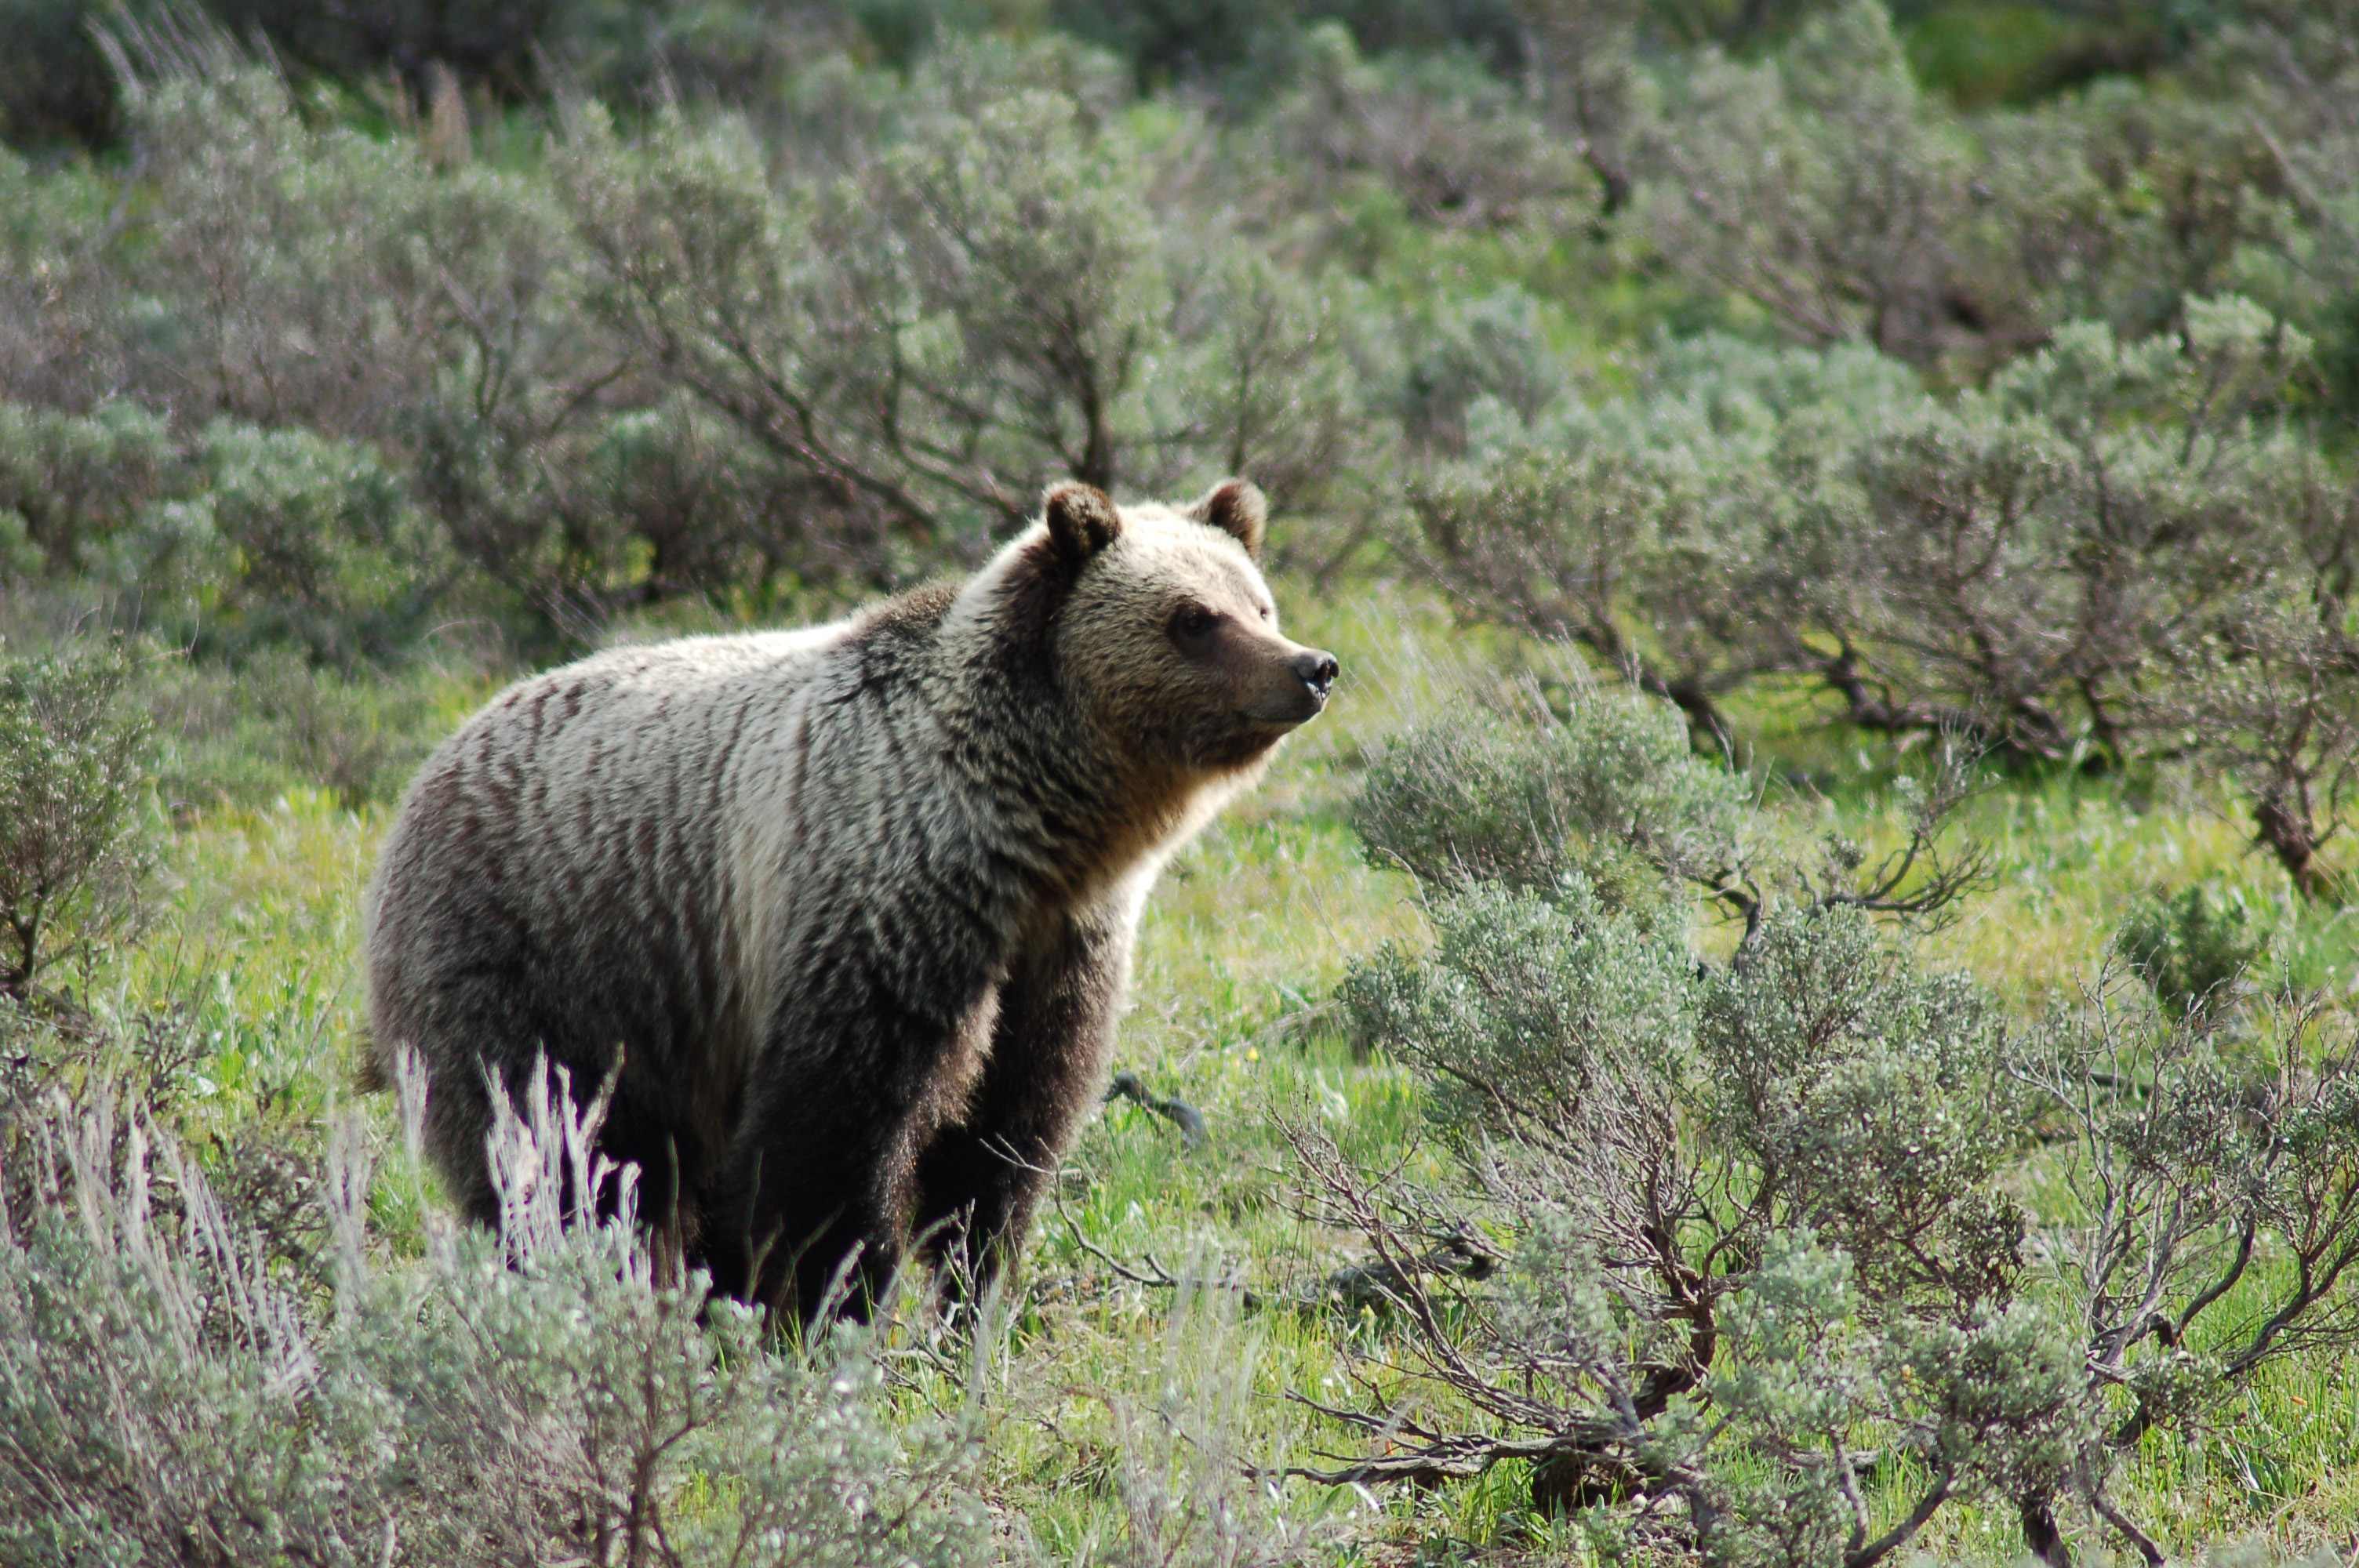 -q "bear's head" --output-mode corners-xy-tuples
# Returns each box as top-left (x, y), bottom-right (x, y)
(1025, 478), (1339, 777)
